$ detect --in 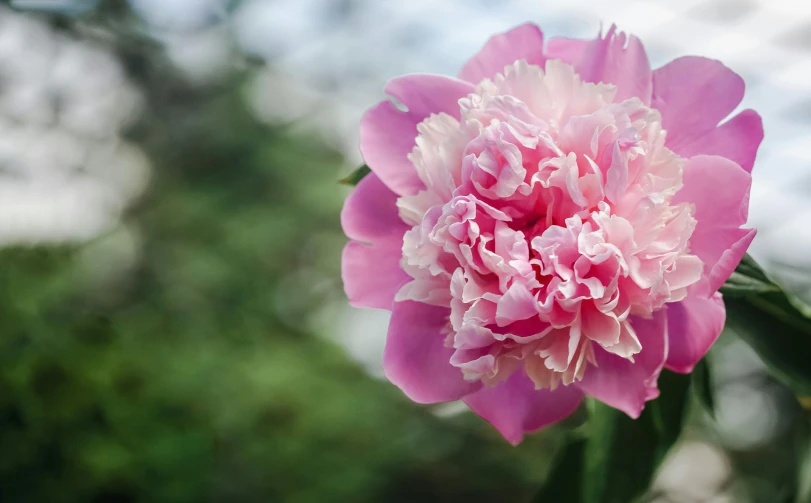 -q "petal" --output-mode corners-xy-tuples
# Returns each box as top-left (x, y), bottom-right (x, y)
(463, 371), (583, 445)
(360, 75), (474, 196)
(652, 57), (742, 145)
(665, 292), (726, 374)
(495, 282), (538, 326)
(342, 239), (409, 310)
(395, 276), (453, 307)
(576, 310), (667, 418)
(674, 155), (755, 294)
(582, 303), (621, 348)
(572, 25), (652, 104)
(671, 110), (763, 174)
(383, 301), (482, 403)
(651, 57), (763, 173)
(341, 173), (408, 242)
(545, 36), (589, 65)
(708, 228), (756, 294)
(458, 23), (545, 84)
(386, 74), (474, 119)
